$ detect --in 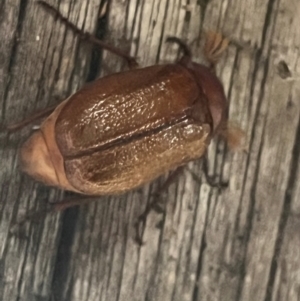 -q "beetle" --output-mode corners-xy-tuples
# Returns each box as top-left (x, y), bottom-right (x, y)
(14, 1), (235, 197)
